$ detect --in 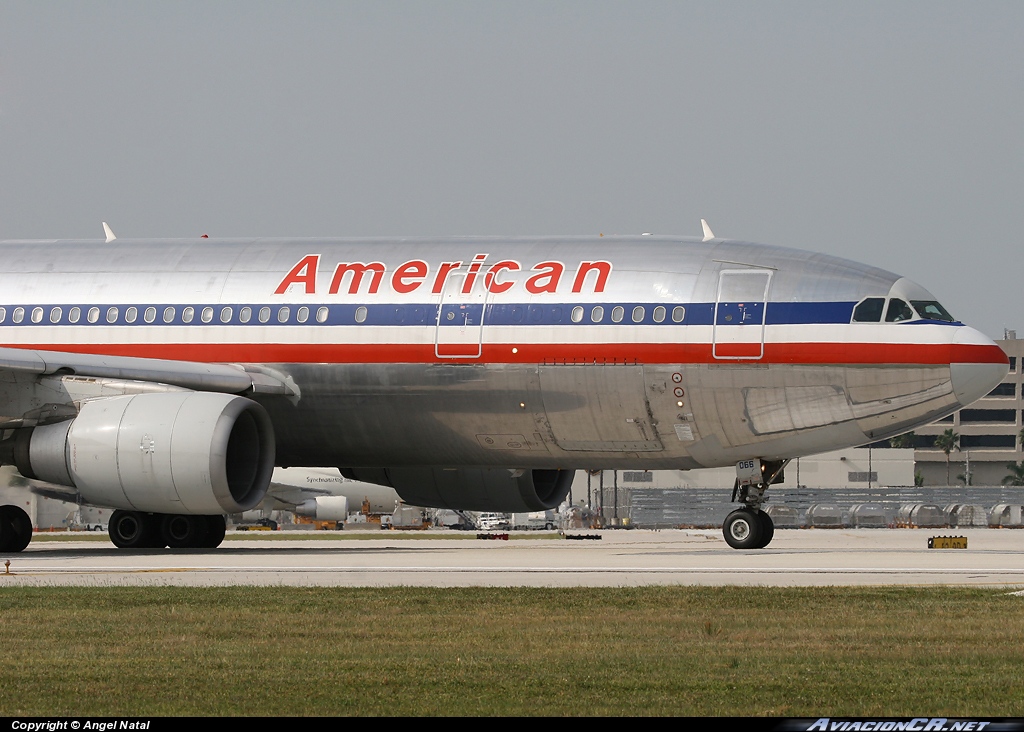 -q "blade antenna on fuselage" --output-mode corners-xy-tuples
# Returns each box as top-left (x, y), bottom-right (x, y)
(102, 222), (116, 243)
(701, 219), (715, 242)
